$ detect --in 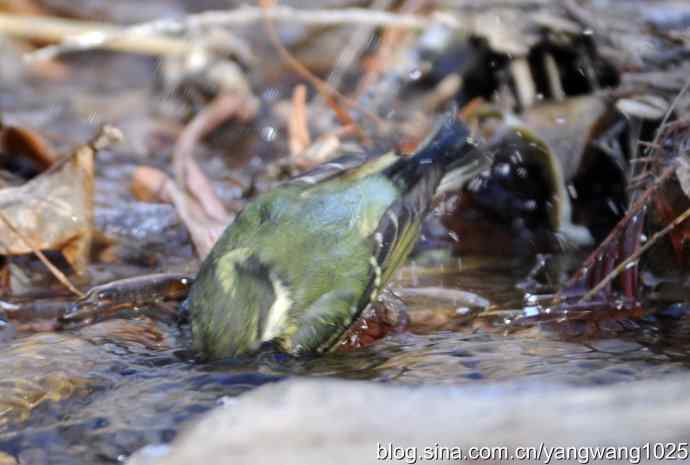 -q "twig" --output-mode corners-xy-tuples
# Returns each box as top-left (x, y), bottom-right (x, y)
(326, 0), (394, 90)
(173, 93), (256, 223)
(354, 0), (425, 110)
(565, 165), (676, 288)
(258, 0), (387, 140)
(578, 204), (690, 303)
(288, 84), (311, 157)
(0, 211), (84, 298)
(162, 177), (227, 259)
(131, 166), (227, 259)
(645, 75), (690, 157)
(0, 14), (195, 61)
(24, 6), (458, 63)
(566, 77), (690, 291)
